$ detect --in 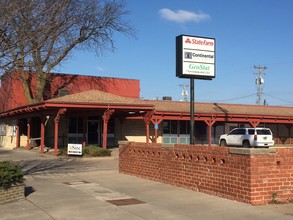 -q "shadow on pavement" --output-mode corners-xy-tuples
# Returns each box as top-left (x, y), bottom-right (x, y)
(0, 149), (13, 155)
(15, 158), (117, 176)
(25, 186), (35, 197)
